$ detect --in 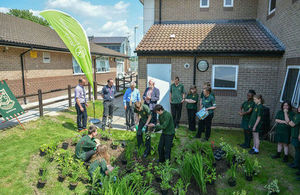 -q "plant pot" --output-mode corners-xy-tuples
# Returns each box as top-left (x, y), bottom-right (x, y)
(228, 178), (236, 187)
(101, 137), (109, 141)
(37, 179), (47, 188)
(161, 189), (169, 195)
(58, 174), (66, 182)
(69, 182), (78, 190)
(40, 150), (46, 157)
(111, 144), (117, 150)
(121, 159), (127, 165)
(155, 177), (162, 183)
(245, 175), (253, 181)
(62, 142), (69, 150)
(270, 192), (278, 195)
(48, 157), (54, 162)
(39, 168), (45, 176)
